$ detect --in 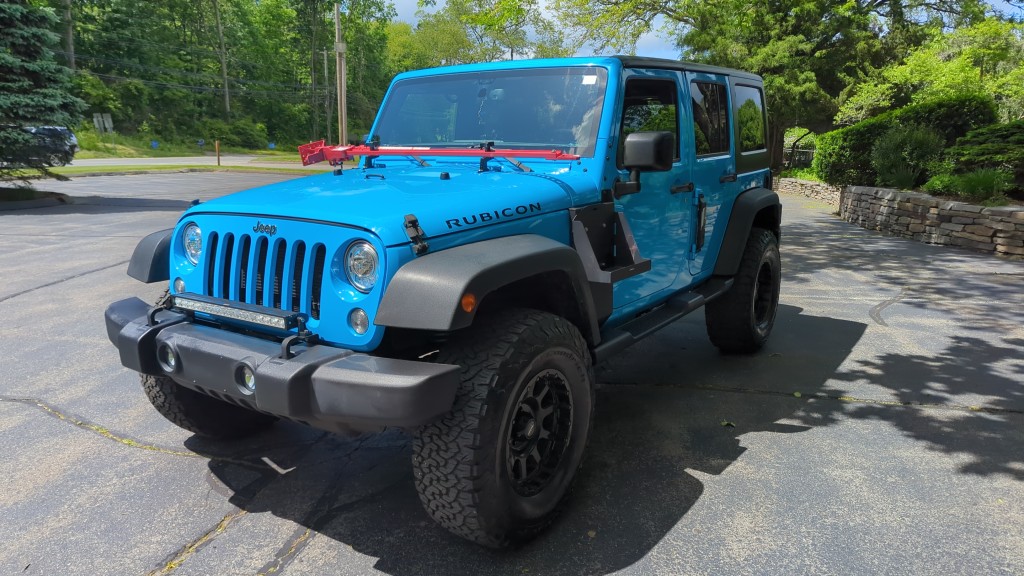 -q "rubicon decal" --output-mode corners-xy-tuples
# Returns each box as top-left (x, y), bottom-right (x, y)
(253, 221), (278, 236)
(445, 203), (542, 229)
